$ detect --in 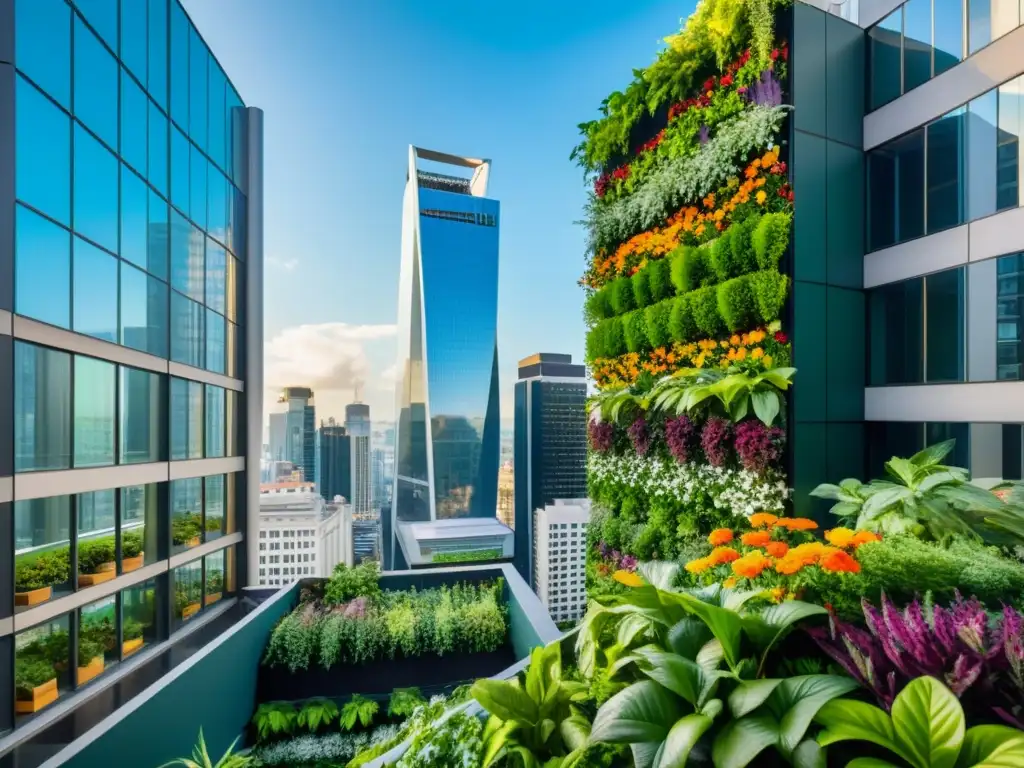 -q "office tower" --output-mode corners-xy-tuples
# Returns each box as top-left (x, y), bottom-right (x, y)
(319, 418), (351, 502)
(279, 387), (316, 484)
(258, 482), (353, 586)
(513, 354), (588, 585)
(0, 0), (264, 752)
(268, 411), (287, 462)
(345, 403), (372, 515)
(533, 501), (590, 624)
(371, 447), (394, 509)
(389, 146), (505, 567)
(497, 463), (514, 527)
